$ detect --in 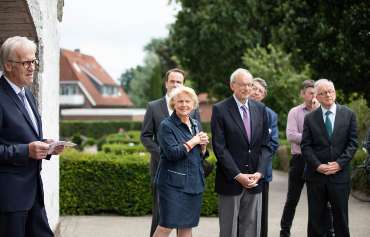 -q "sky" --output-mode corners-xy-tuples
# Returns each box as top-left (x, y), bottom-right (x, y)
(60, 1), (179, 80)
